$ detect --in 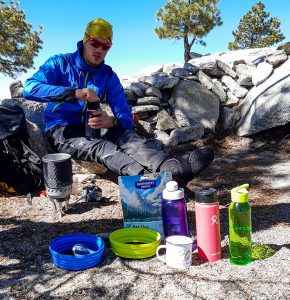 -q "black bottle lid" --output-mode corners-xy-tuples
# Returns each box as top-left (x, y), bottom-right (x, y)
(195, 188), (218, 203)
(87, 101), (100, 110)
